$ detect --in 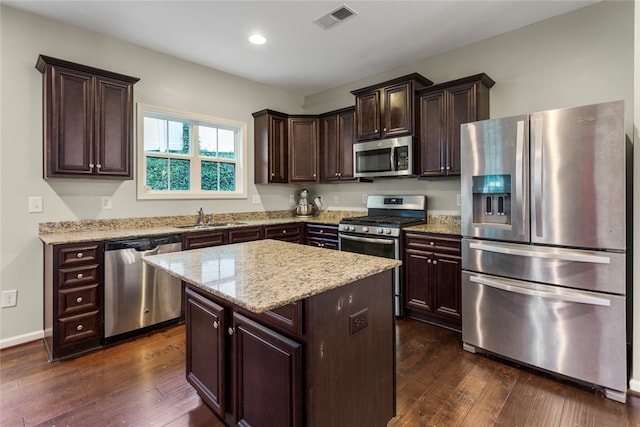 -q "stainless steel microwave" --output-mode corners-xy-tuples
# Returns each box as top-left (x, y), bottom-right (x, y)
(353, 136), (414, 178)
